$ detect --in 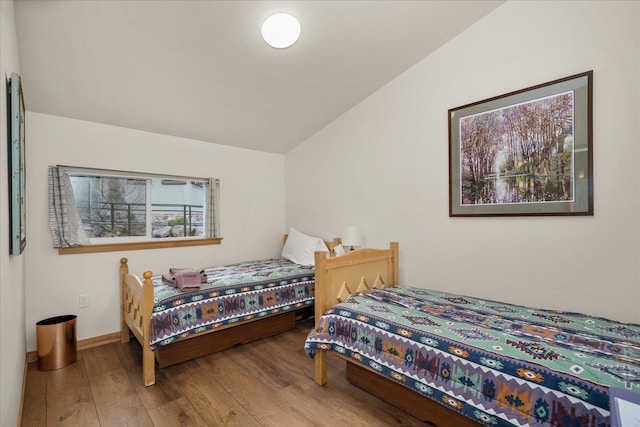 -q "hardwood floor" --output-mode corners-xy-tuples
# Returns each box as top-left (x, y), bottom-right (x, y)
(22, 320), (433, 426)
